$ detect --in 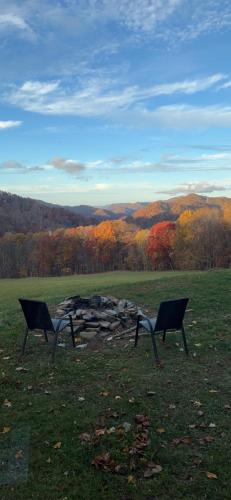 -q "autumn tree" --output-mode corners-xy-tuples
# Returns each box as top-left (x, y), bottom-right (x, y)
(147, 221), (176, 270)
